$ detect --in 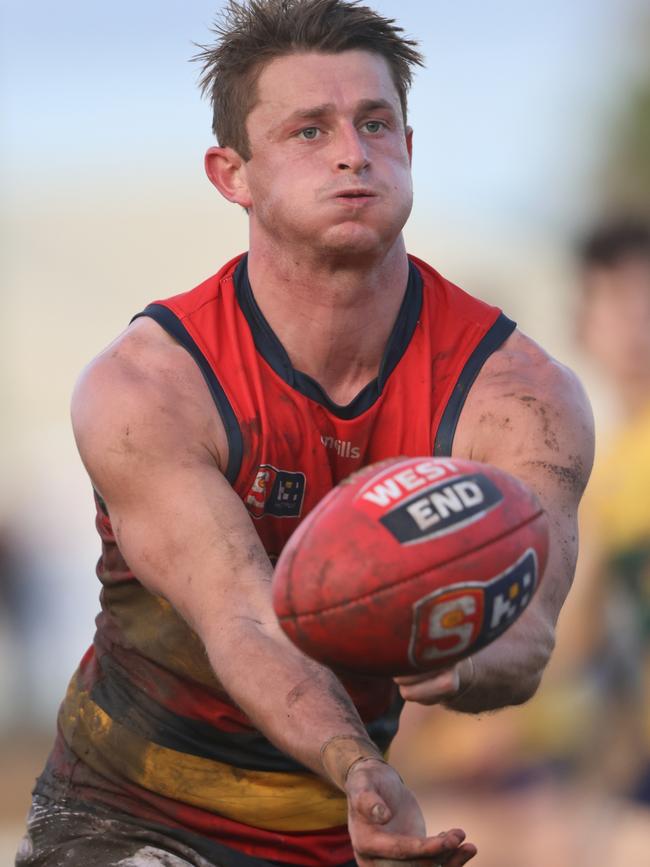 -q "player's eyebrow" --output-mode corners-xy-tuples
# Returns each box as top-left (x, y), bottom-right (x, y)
(354, 98), (396, 118)
(277, 103), (336, 129)
(275, 98), (398, 133)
